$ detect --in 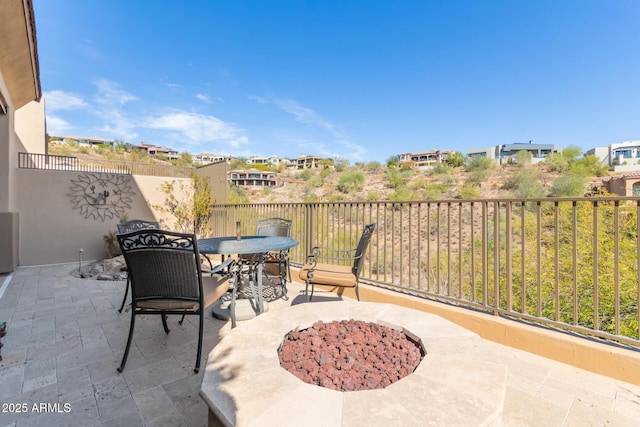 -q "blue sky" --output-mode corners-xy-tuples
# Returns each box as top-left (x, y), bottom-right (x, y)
(34, 0), (640, 163)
